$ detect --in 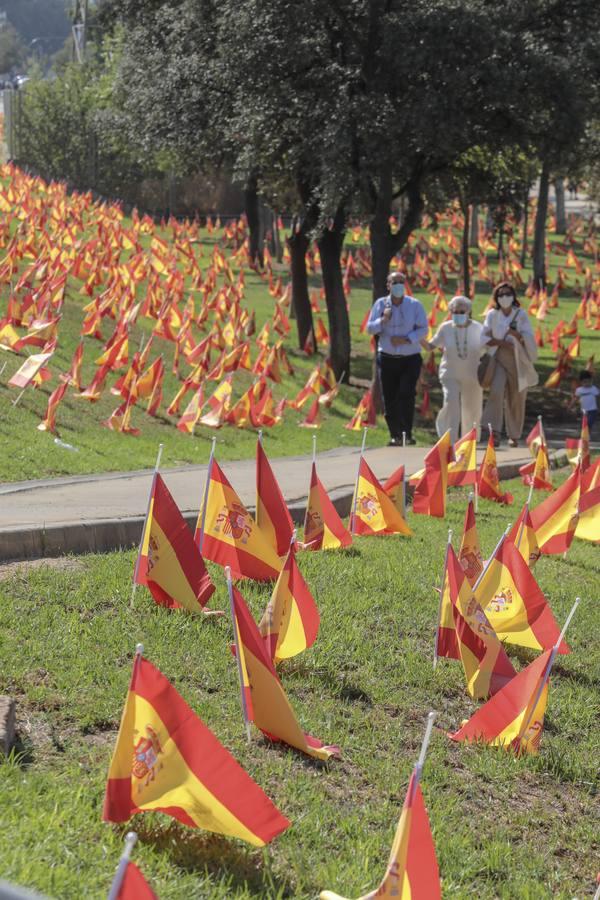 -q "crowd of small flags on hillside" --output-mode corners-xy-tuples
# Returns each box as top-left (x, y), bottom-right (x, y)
(0, 164), (599, 442)
(95, 414), (597, 897)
